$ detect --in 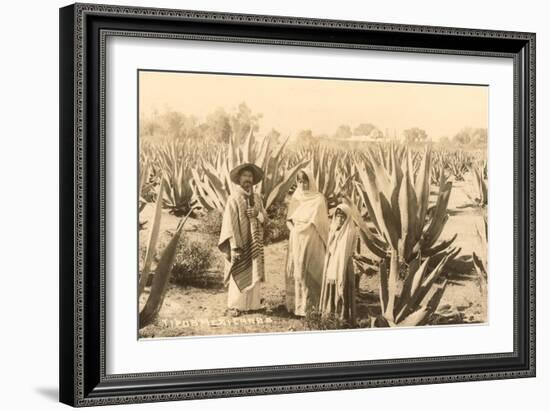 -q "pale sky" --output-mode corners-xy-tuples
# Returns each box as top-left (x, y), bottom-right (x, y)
(139, 70), (488, 140)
